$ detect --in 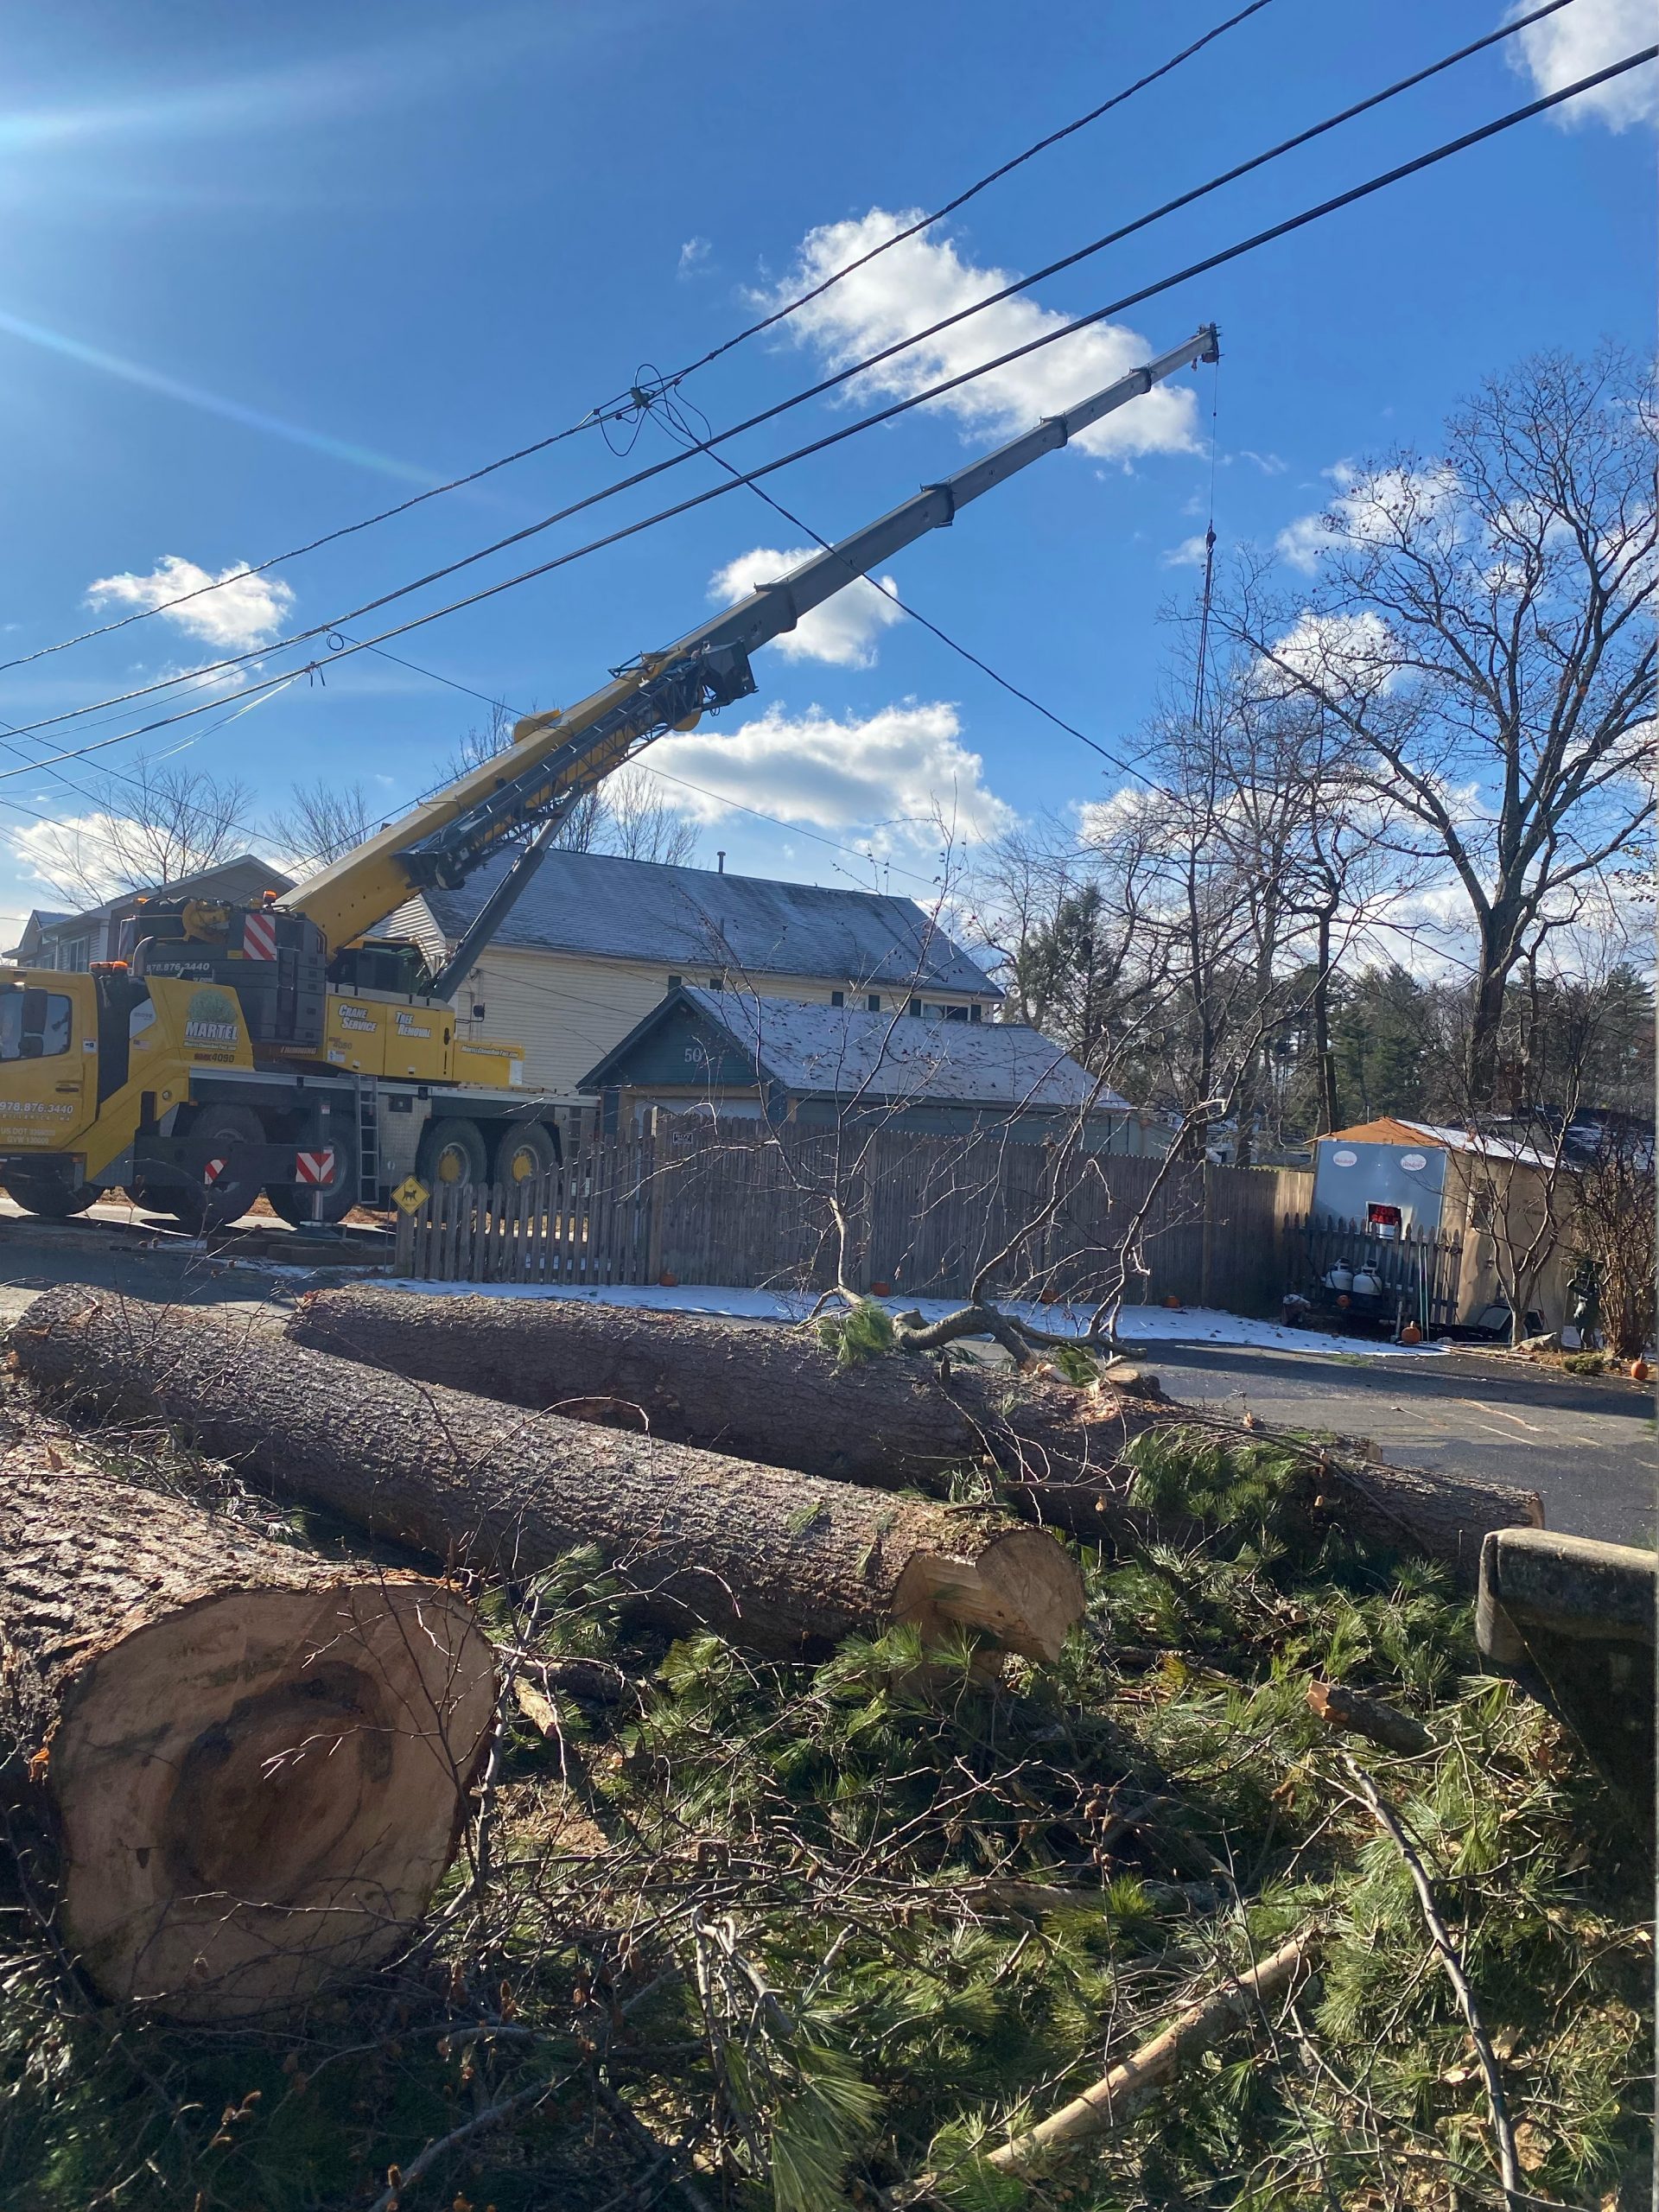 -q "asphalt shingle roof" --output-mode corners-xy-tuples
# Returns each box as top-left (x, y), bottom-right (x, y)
(592, 988), (1129, 1111)
(411, 848), (999, 998)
